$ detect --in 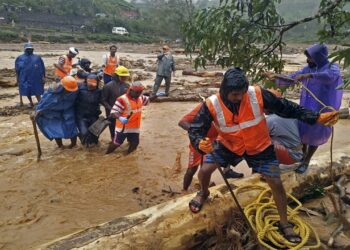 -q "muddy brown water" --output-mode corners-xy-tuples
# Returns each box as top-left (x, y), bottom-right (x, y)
(1, 102), (349, 250)
(0, 43), (349, 249)
(0, 102), (199, 249)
